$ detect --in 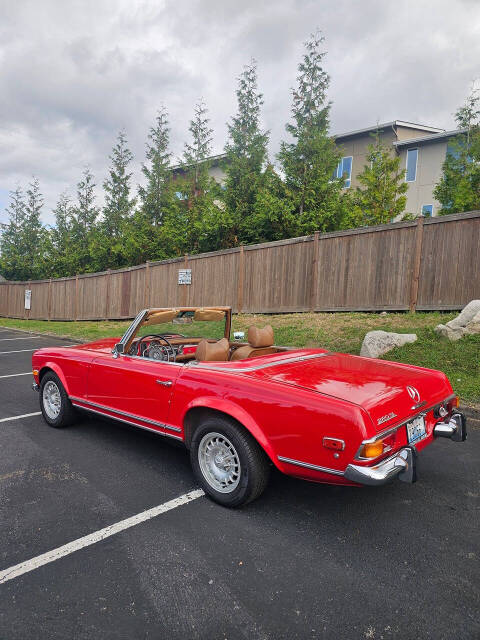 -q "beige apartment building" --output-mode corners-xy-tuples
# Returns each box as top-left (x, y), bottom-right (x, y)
(172, 120), (462, 218)
(334, 120), (462, 217)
